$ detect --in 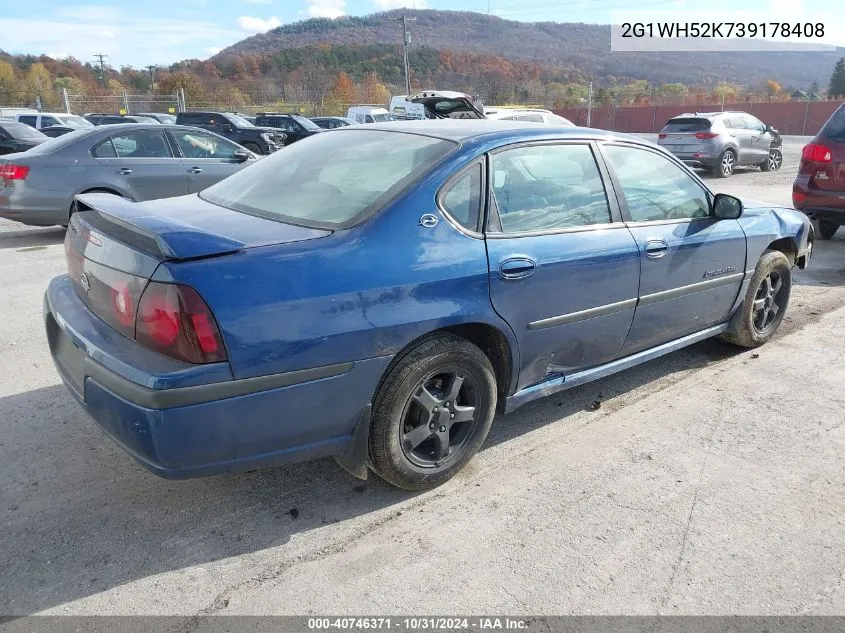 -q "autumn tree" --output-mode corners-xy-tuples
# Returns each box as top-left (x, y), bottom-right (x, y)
(764, 79), (782, 100)
(155, 72), (208, 105)
(360, 72), (390, 105)
(830, 58), (845, 98)
(330, 72), (357, 104)
(26, 63), (58, 108)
